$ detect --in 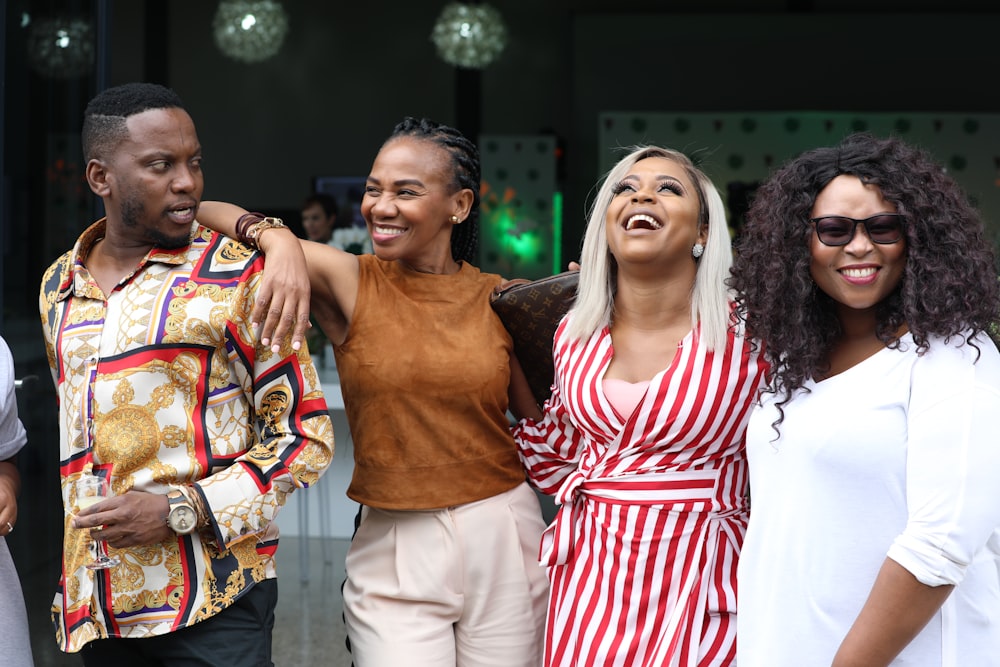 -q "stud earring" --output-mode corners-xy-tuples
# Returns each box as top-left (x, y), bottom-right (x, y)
(450, 215), (460, 224)
(692, 243), (705, 259)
